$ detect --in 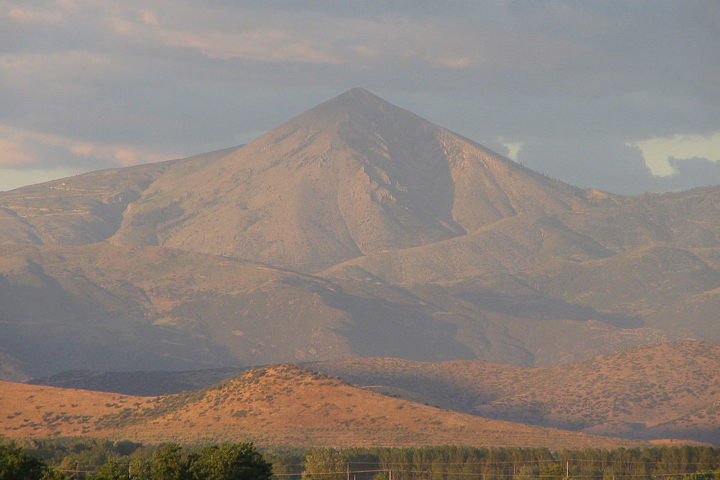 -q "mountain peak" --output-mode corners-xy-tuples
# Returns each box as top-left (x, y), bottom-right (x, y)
(334, 87), (384, 103)
(296, 87), (406, 126)
(109, 87), (586, 271)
